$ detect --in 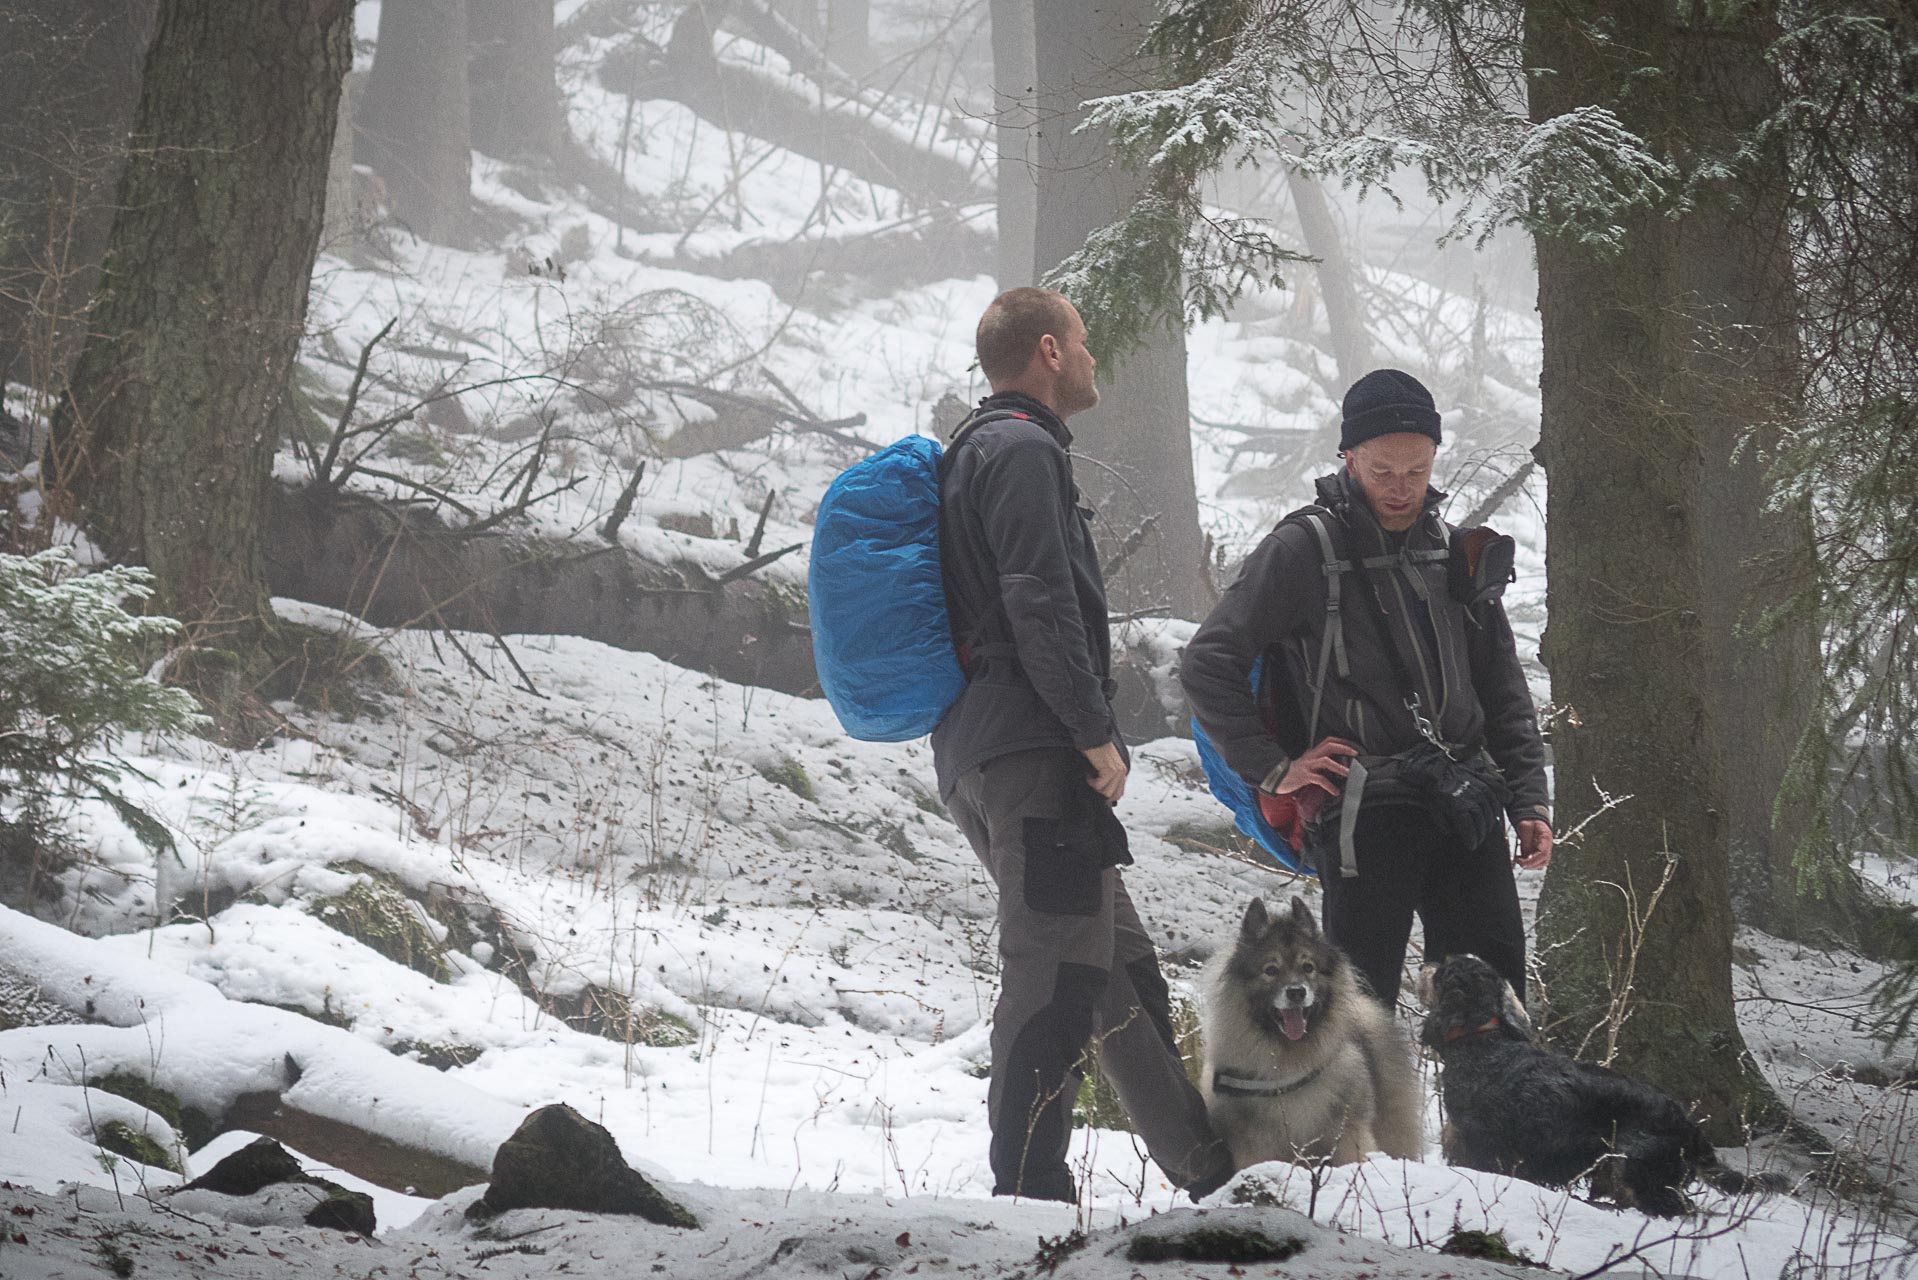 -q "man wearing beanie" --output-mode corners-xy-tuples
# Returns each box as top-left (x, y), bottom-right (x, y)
(1181, 369), (1552, 1008)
